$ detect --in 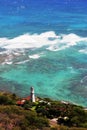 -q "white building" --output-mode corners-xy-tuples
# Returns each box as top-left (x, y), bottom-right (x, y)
(30, 87), (35, 102)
